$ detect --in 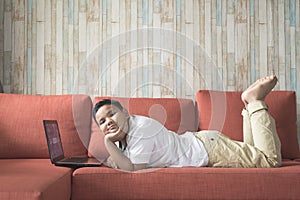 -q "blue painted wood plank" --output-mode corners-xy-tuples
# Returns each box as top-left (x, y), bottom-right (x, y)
(217, 68), (223, 90)
(291, 68), (296, 90)
(290, 0), (295, 26)
(176, 0), (181, 16)
(143, 0), (148, 25)
(103, 0), (107, 15)
(27, 48), (32, 88)
(68, 0), (73, 24)
(28, 0), (32, 14)
(250, 0), (255, 17)
(217, 0), (222, 26)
